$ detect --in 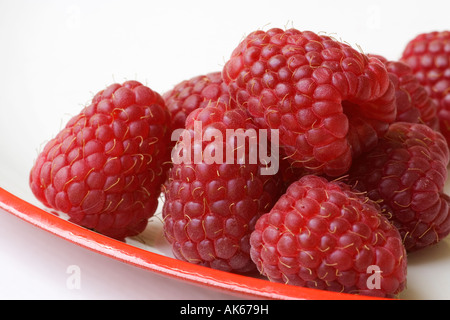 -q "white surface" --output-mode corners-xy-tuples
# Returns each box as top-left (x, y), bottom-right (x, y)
(0, 208), (244, 300)
(1, 0), (450, 300)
